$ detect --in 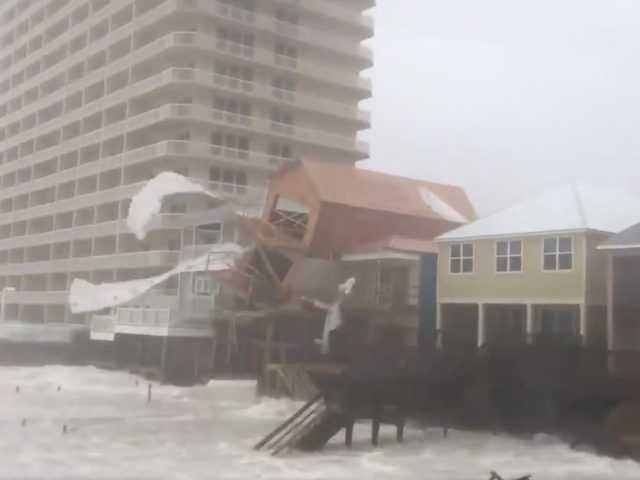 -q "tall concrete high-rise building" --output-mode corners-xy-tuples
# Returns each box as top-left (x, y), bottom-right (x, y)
(0, 0), (373, 335)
